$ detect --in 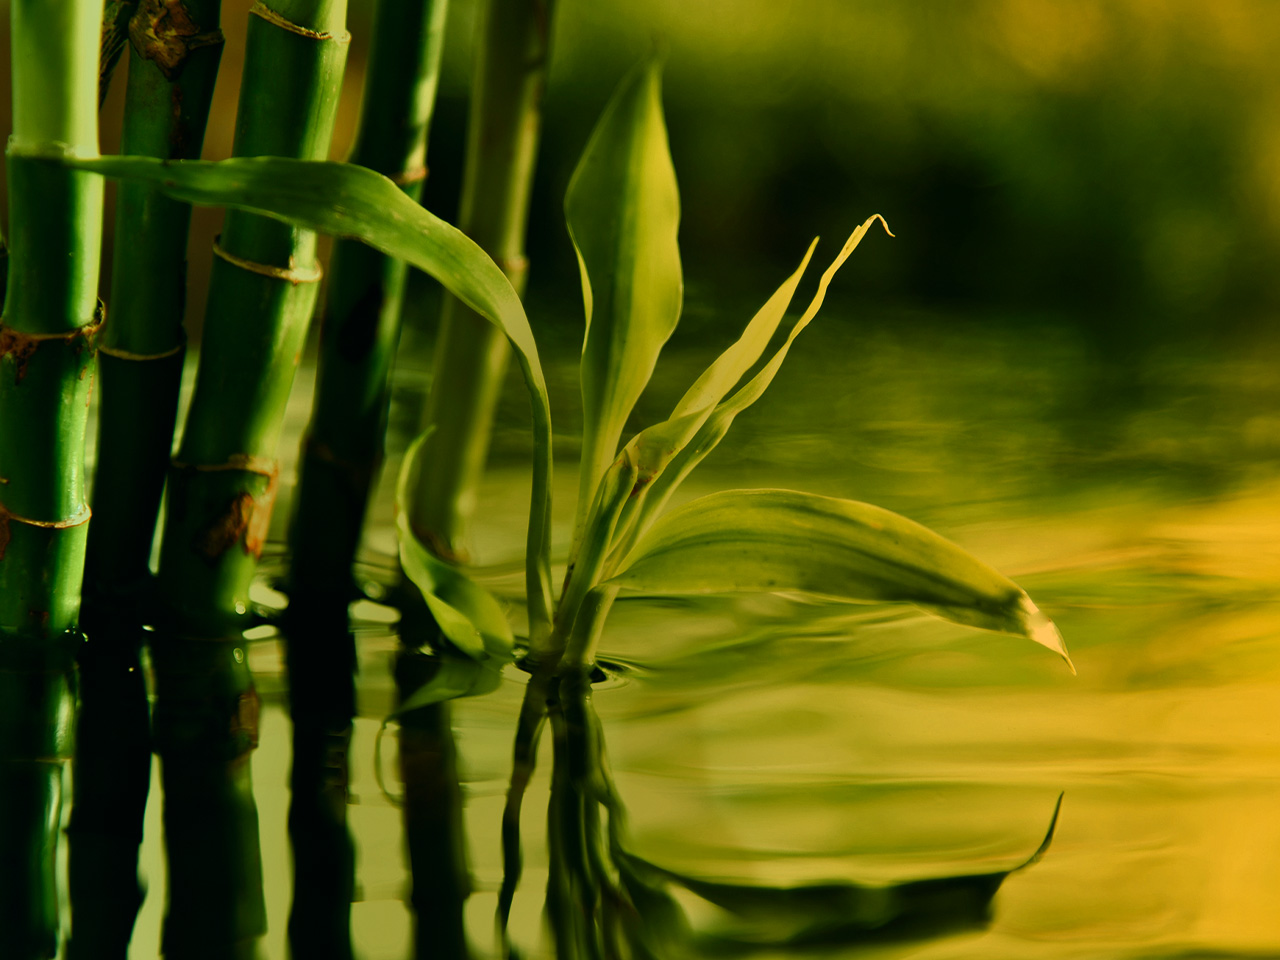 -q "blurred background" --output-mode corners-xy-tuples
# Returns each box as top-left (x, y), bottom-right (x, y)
(5, 0), (1280, 346)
